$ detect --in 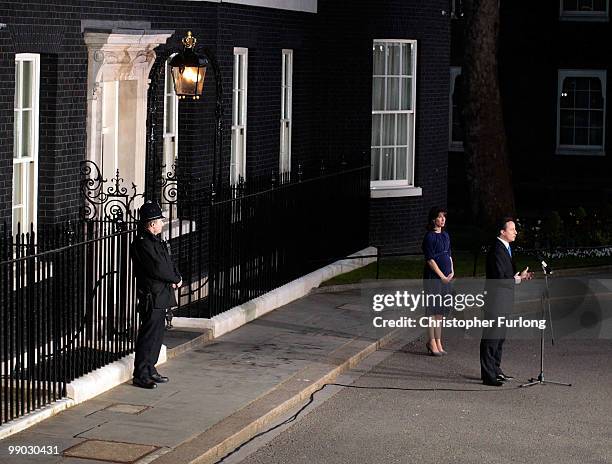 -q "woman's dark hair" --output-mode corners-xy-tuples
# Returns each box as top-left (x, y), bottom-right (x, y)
(426, 207), (447, 231)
